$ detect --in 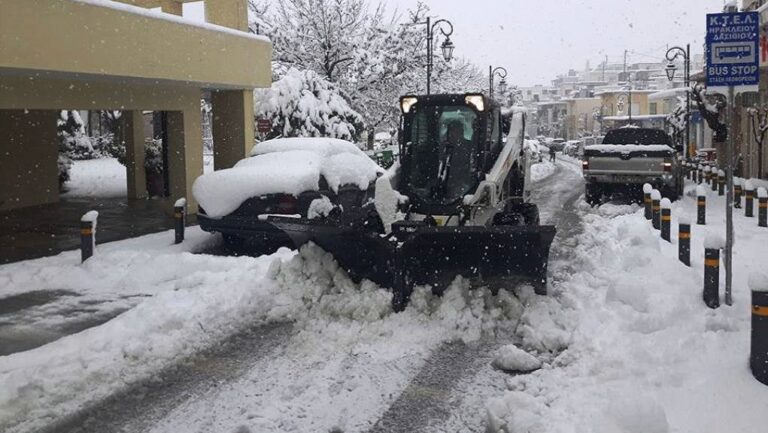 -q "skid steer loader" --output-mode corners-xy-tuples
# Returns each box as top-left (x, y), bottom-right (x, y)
(268, 93), (556, 311)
